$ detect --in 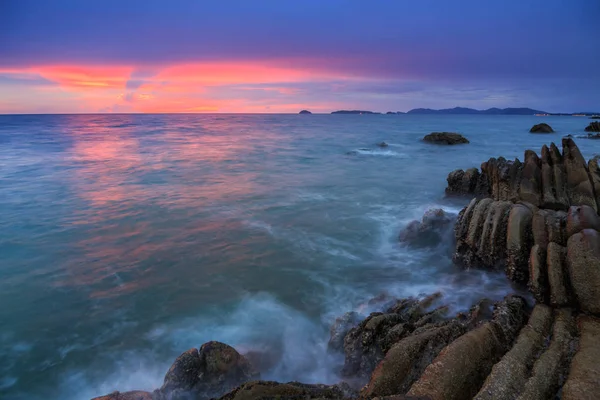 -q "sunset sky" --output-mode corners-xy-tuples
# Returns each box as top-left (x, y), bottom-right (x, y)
(1, 0), (598, 114)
